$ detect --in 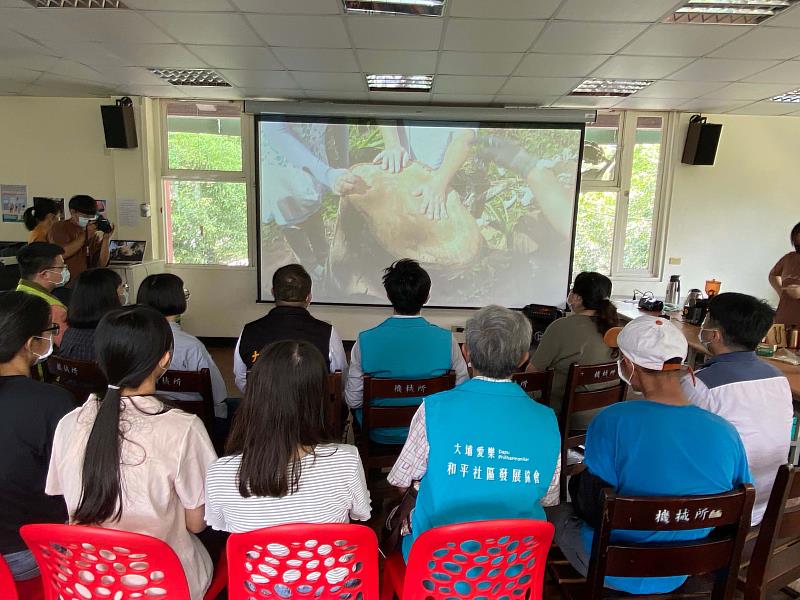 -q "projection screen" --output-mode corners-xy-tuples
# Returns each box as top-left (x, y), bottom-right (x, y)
(256, 115), (584, 308)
